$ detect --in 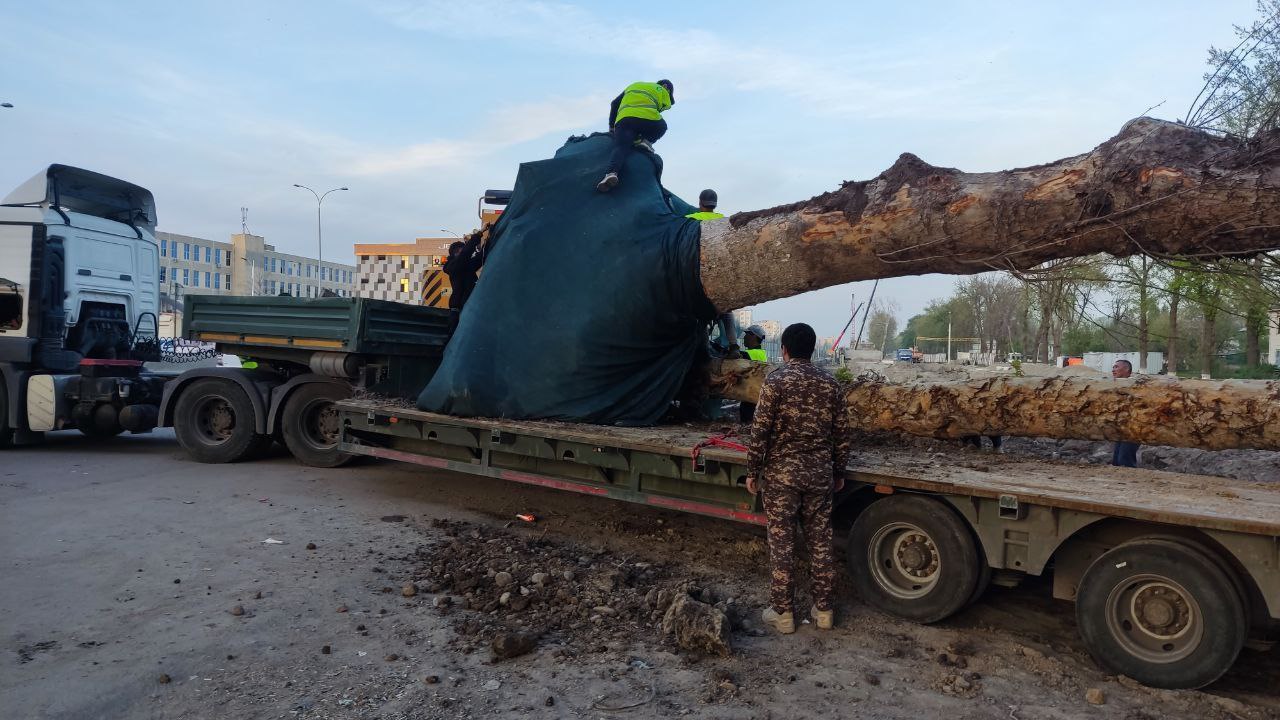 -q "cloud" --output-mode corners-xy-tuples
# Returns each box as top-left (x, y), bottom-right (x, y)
(369, 0), (1045, 121)
(349, 93), (607, 175)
